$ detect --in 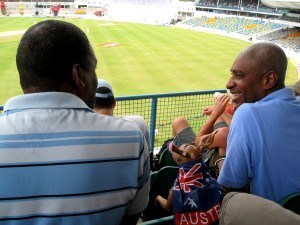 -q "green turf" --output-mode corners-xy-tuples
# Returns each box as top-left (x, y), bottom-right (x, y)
(0, 17), (298, 104)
